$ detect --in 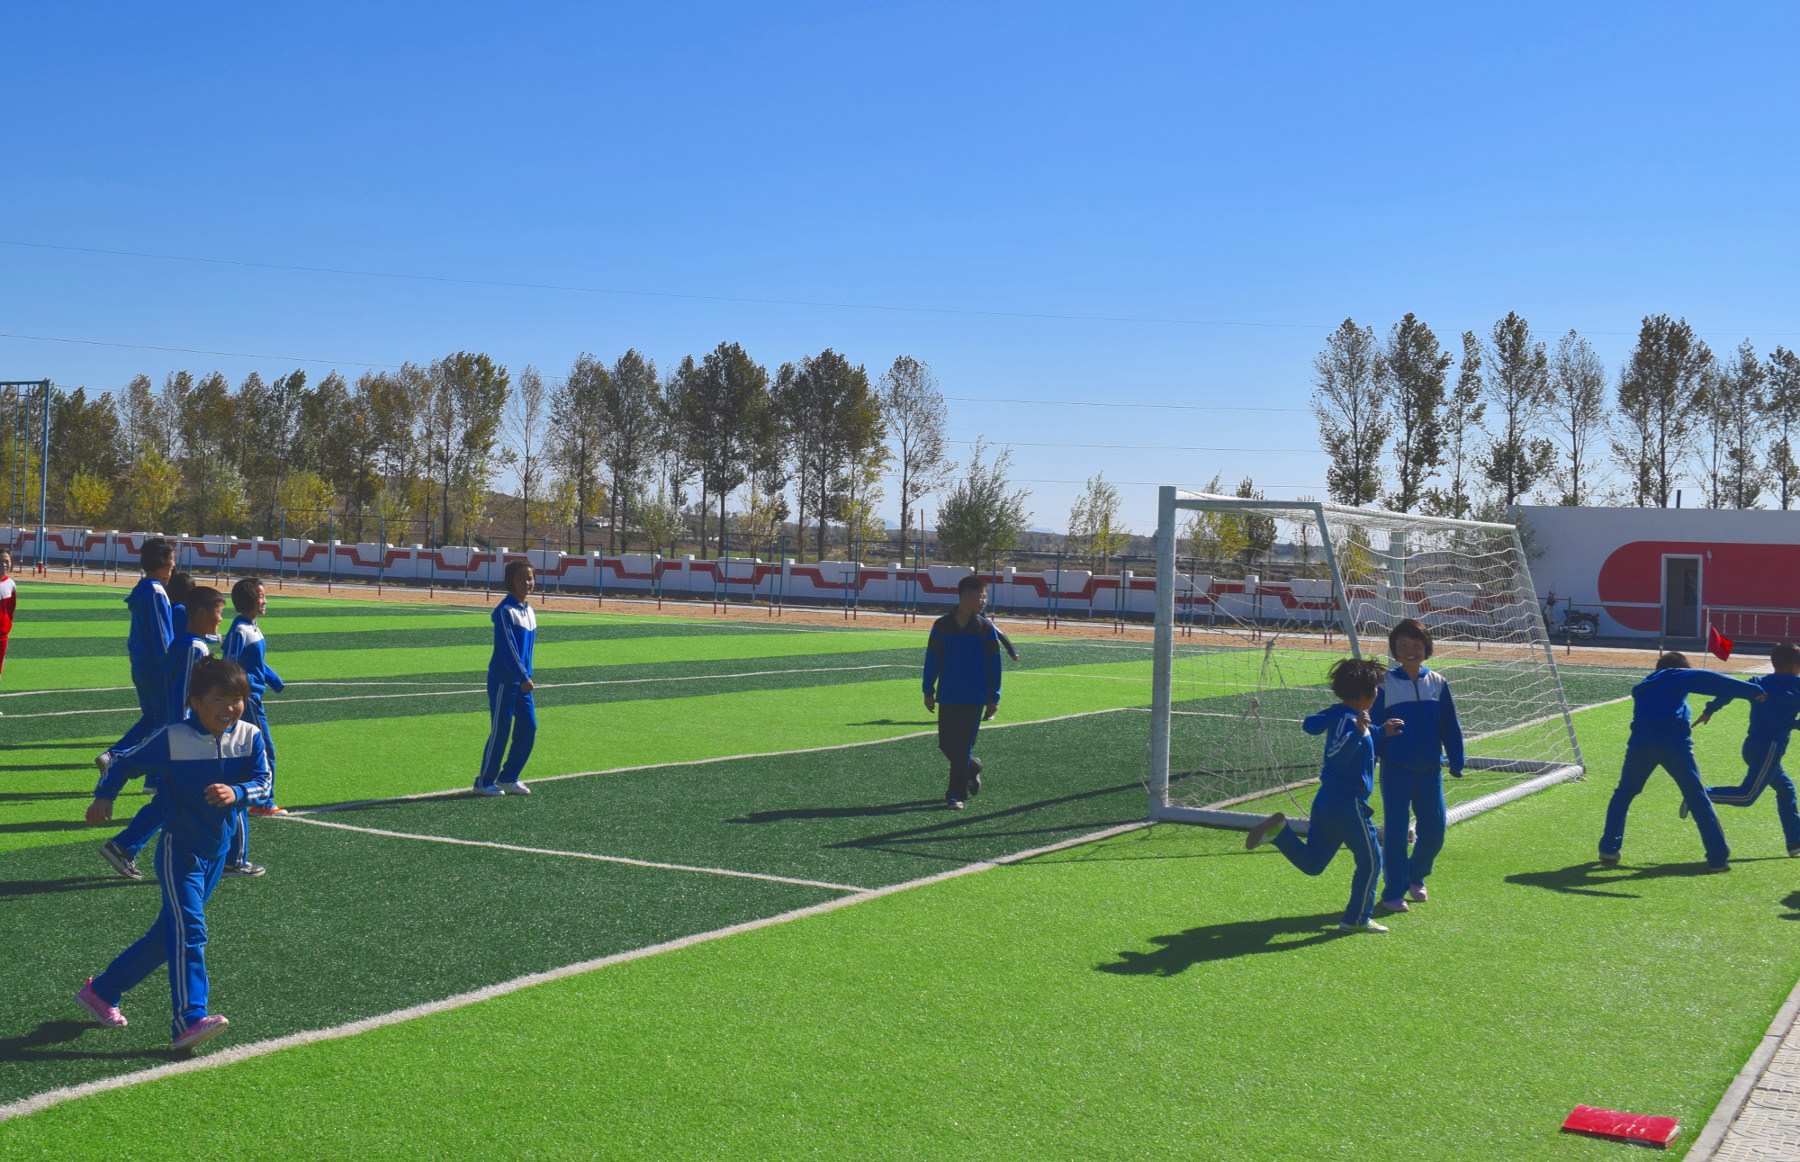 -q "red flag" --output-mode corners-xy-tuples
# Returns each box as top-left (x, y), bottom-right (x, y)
(1708, 625), (1734, 662)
